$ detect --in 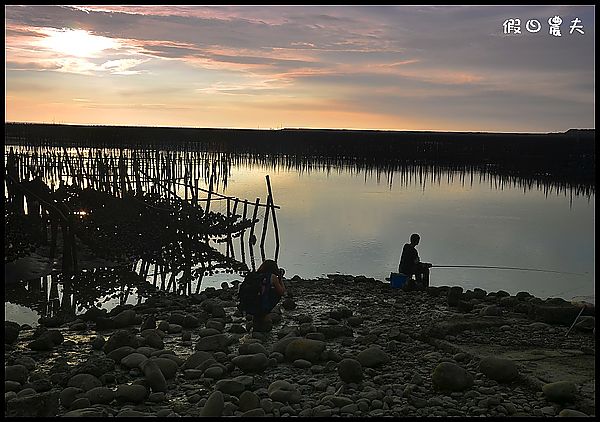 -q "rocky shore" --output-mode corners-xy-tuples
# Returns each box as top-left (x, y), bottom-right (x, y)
(4, 275), (596, 417)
